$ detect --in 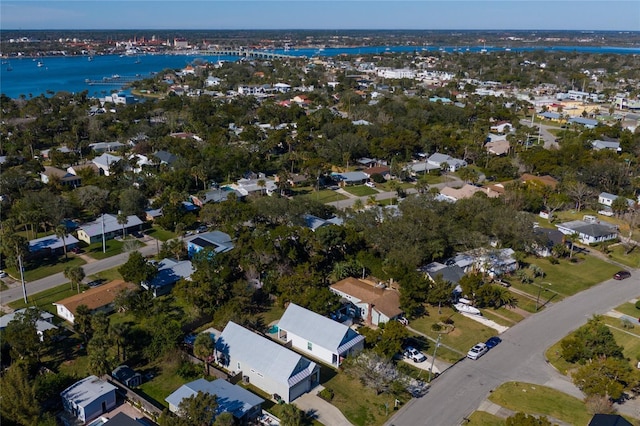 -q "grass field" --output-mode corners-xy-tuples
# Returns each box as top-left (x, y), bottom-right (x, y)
(344, 185), (378, 197)
(488, 382), (591, 425)
(606, 244), (640, 269)
(467, 411), (505, 425)
(6, 256), (86, 282)
(301, 189), (348, 203)
(147, 226), (177, 242)
(601, 316), (640, 365)
(322, 372), (398, 426)
(410, 306), (495, 358)
(86, 266), (123, 283)
(613, 302), (640, 318)
(85, 239), (127, 259)
(138, 354), (192, 409)
(9, 282), (85, 314)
